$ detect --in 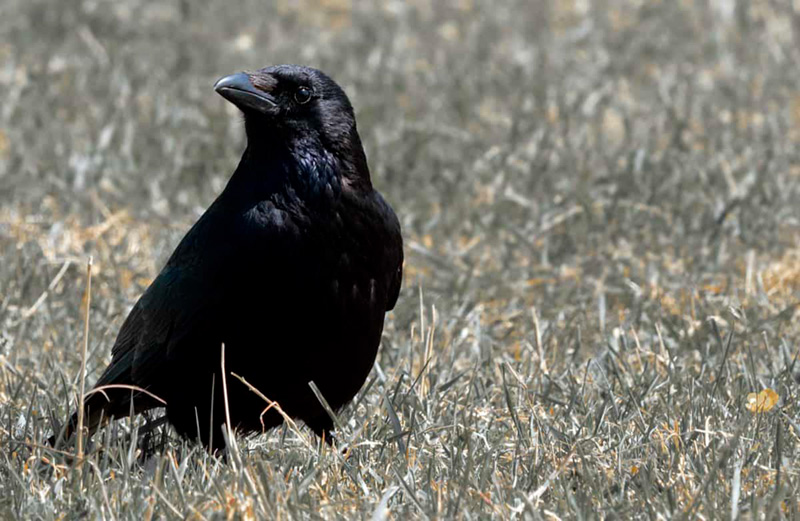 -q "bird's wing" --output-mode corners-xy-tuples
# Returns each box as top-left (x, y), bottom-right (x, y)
(94, 258), (218, 388)
(95, 197), (292, 396)
(69, 263), (215, 439)
(374, 192), (403, 312)
(386, 258), (402, 311)
(91, 298), (146, 388)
